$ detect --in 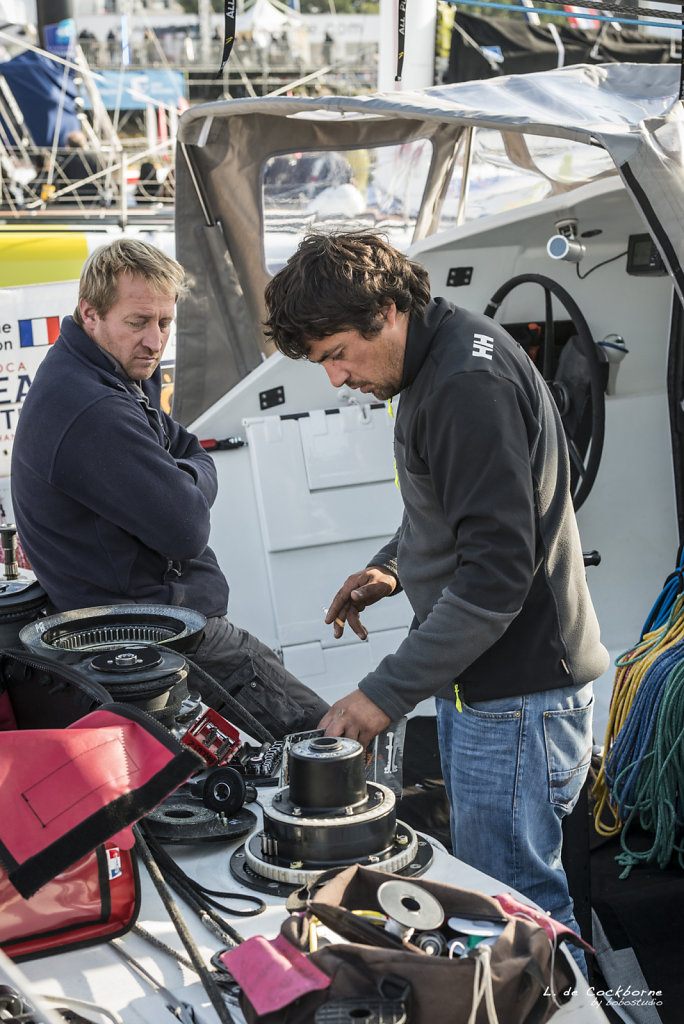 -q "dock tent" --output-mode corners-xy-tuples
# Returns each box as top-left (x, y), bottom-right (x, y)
(0, 49), (80, 147)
